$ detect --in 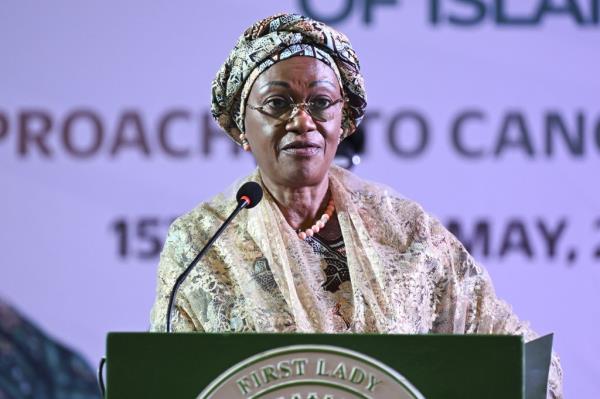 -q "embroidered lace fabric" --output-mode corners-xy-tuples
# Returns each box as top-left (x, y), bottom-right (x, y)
(149, 165), (563, 398)
(307, 234), (352, 329)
